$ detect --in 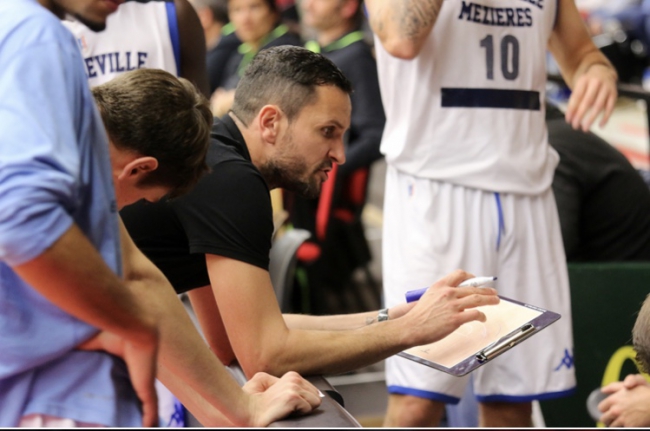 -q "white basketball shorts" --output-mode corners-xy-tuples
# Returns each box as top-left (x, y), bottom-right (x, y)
(382, 166), (576, 403)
